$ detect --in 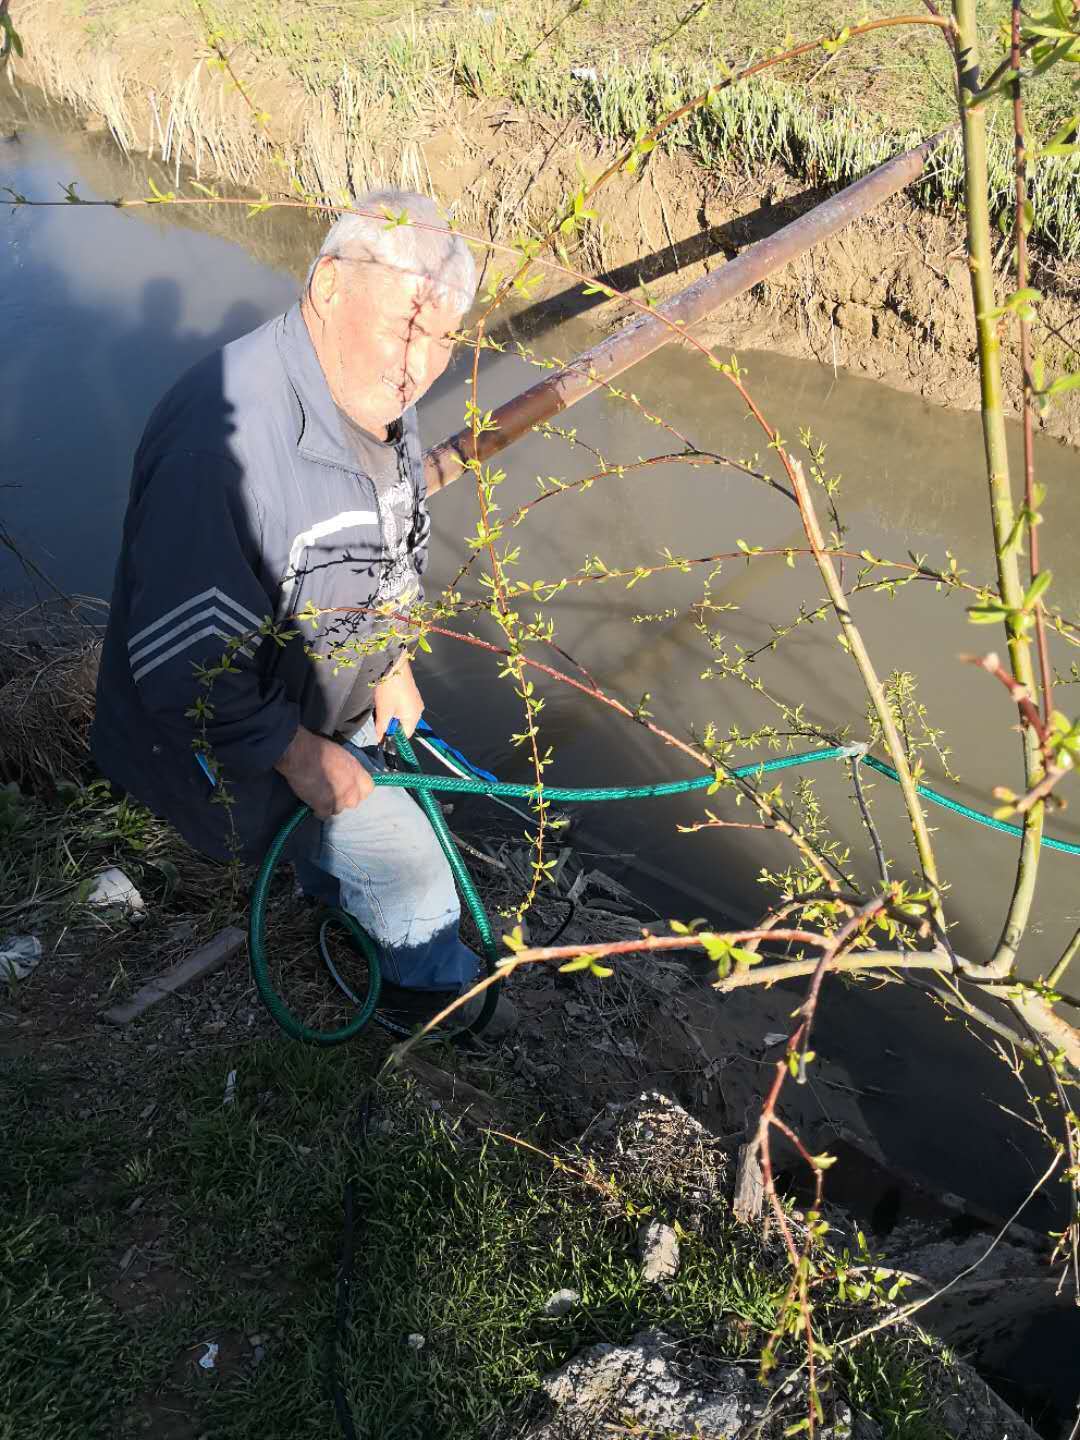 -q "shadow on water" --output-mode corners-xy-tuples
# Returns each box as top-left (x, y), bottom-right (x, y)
(0, 254), (273, 598)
